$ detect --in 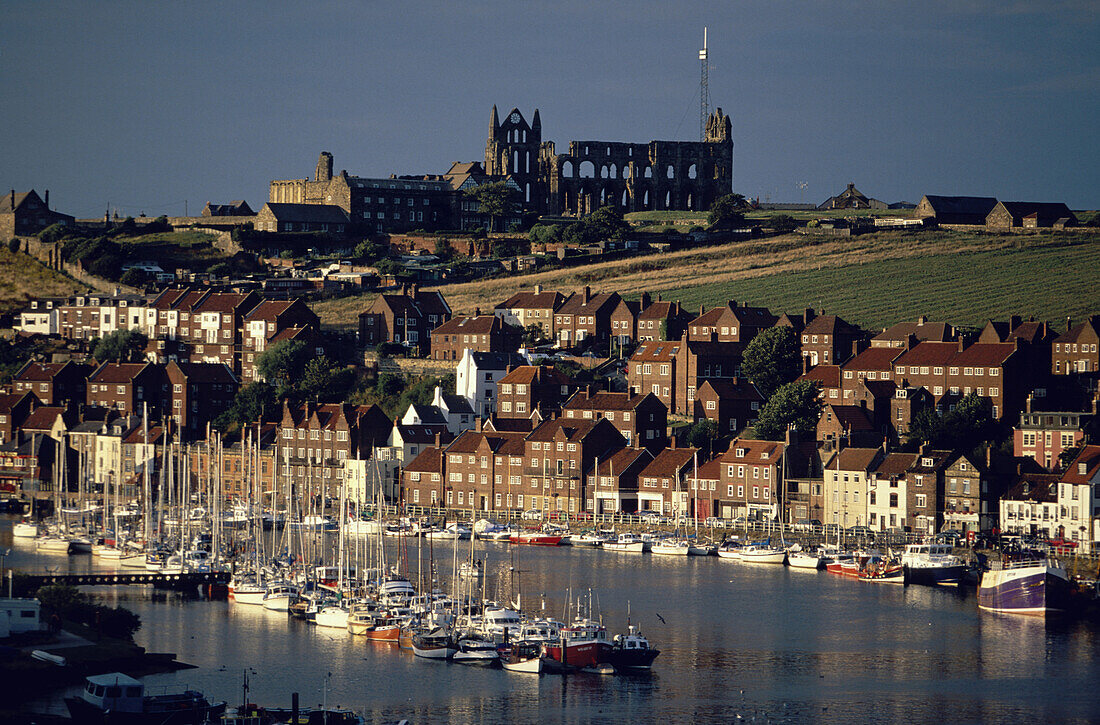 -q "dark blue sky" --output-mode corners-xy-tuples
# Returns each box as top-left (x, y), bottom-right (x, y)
(3, 1), (1097, 218)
